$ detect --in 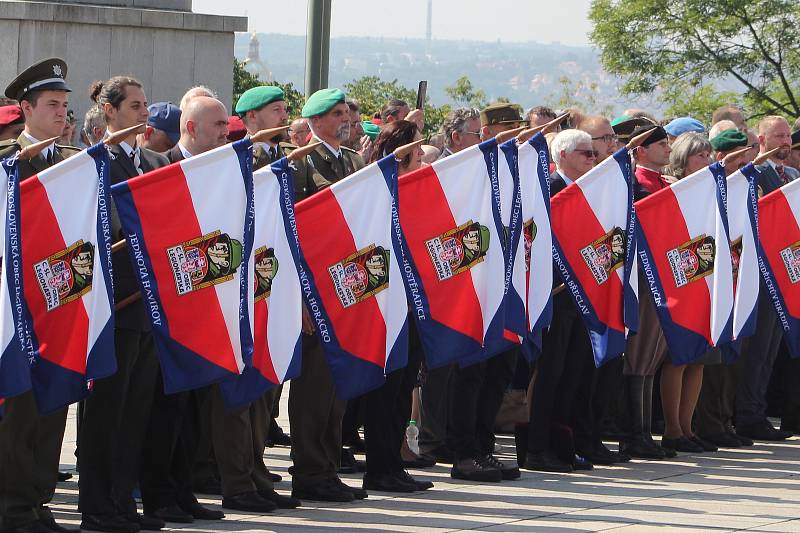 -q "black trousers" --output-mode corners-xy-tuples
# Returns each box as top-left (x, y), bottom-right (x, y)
(363, 341), (423, 476)
(0, 392), (68, 529)
(736, 289), (783, 426)
(527, 298), (594, 454)
(696, 360), (740, 437)
(288, 333), (345, 489)
(446, 347), (517, 461)
(418, 362), (454, 455)
(210, 386), (275, 499)
(79, 328), (159, 517)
